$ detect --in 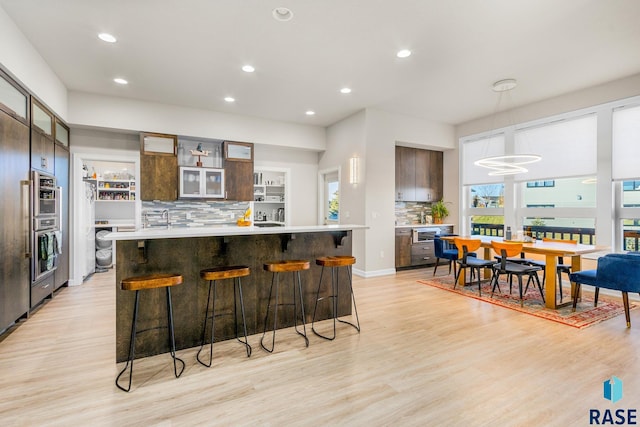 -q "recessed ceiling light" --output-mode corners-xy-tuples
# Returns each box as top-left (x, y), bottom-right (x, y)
(340, 87), (352, 94)
(305, 110), (315, 116)
(98, 33), (117, 43)
(396, 49), (412, 58)
(492, 78), (517, 92)
(242, 65), (255, 73)
(272, 7), (293, 21)
(113, 78), (128, 85)
(224, 96), (235, 103)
